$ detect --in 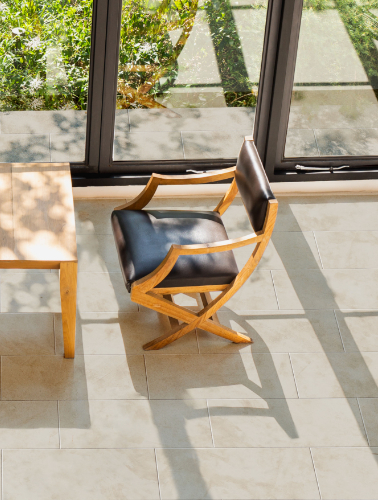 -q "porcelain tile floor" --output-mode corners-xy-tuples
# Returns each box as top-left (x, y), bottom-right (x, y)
(1, 195), (378, 499)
